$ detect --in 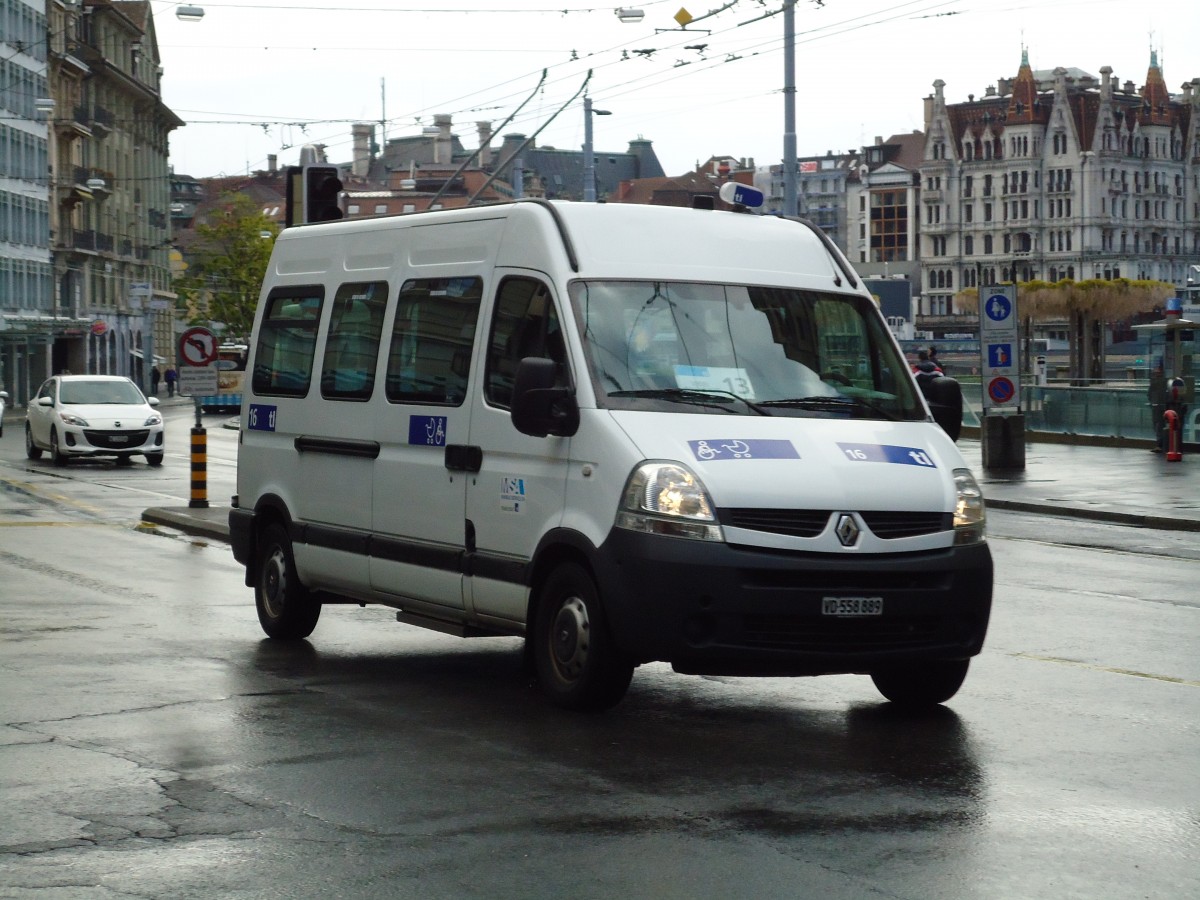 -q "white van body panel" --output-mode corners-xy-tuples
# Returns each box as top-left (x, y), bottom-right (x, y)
(608, 411), (963, 554)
